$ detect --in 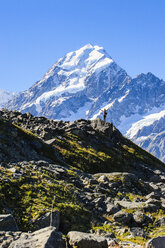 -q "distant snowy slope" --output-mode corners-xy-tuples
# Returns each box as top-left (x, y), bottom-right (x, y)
(0, 89), (16, 108)
(126, 110), (165, 162)
(126, 109), (165, 139)
(118, 105), (165, 135)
